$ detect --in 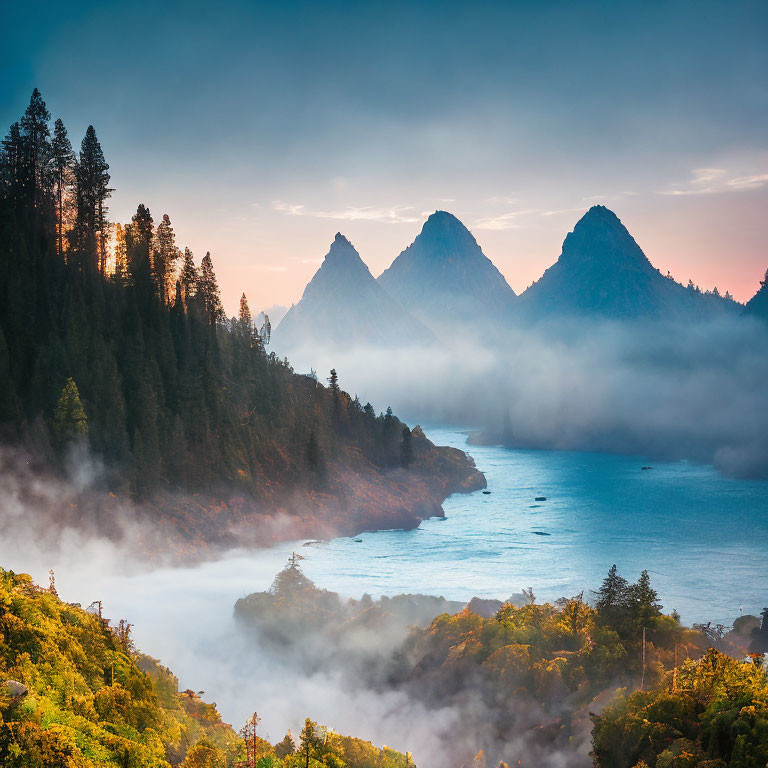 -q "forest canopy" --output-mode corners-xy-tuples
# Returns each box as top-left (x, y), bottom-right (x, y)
(0, 89), (461, 505)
